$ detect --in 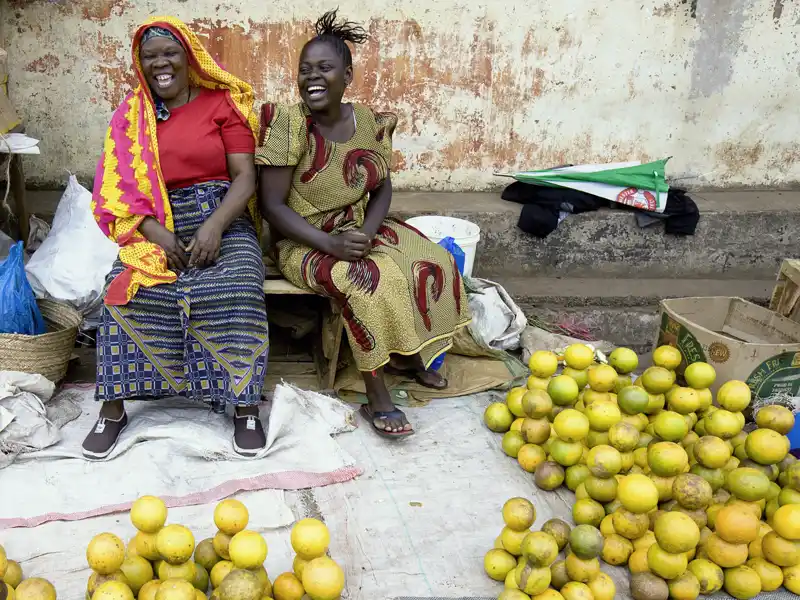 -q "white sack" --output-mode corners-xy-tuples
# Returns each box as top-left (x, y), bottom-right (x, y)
(25, 175), (118, 315)
(467, 277), (527, 351)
